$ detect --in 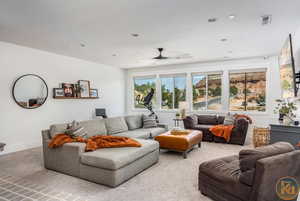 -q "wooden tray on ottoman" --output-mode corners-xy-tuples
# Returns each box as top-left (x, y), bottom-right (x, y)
(154, 130), (203, 158)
